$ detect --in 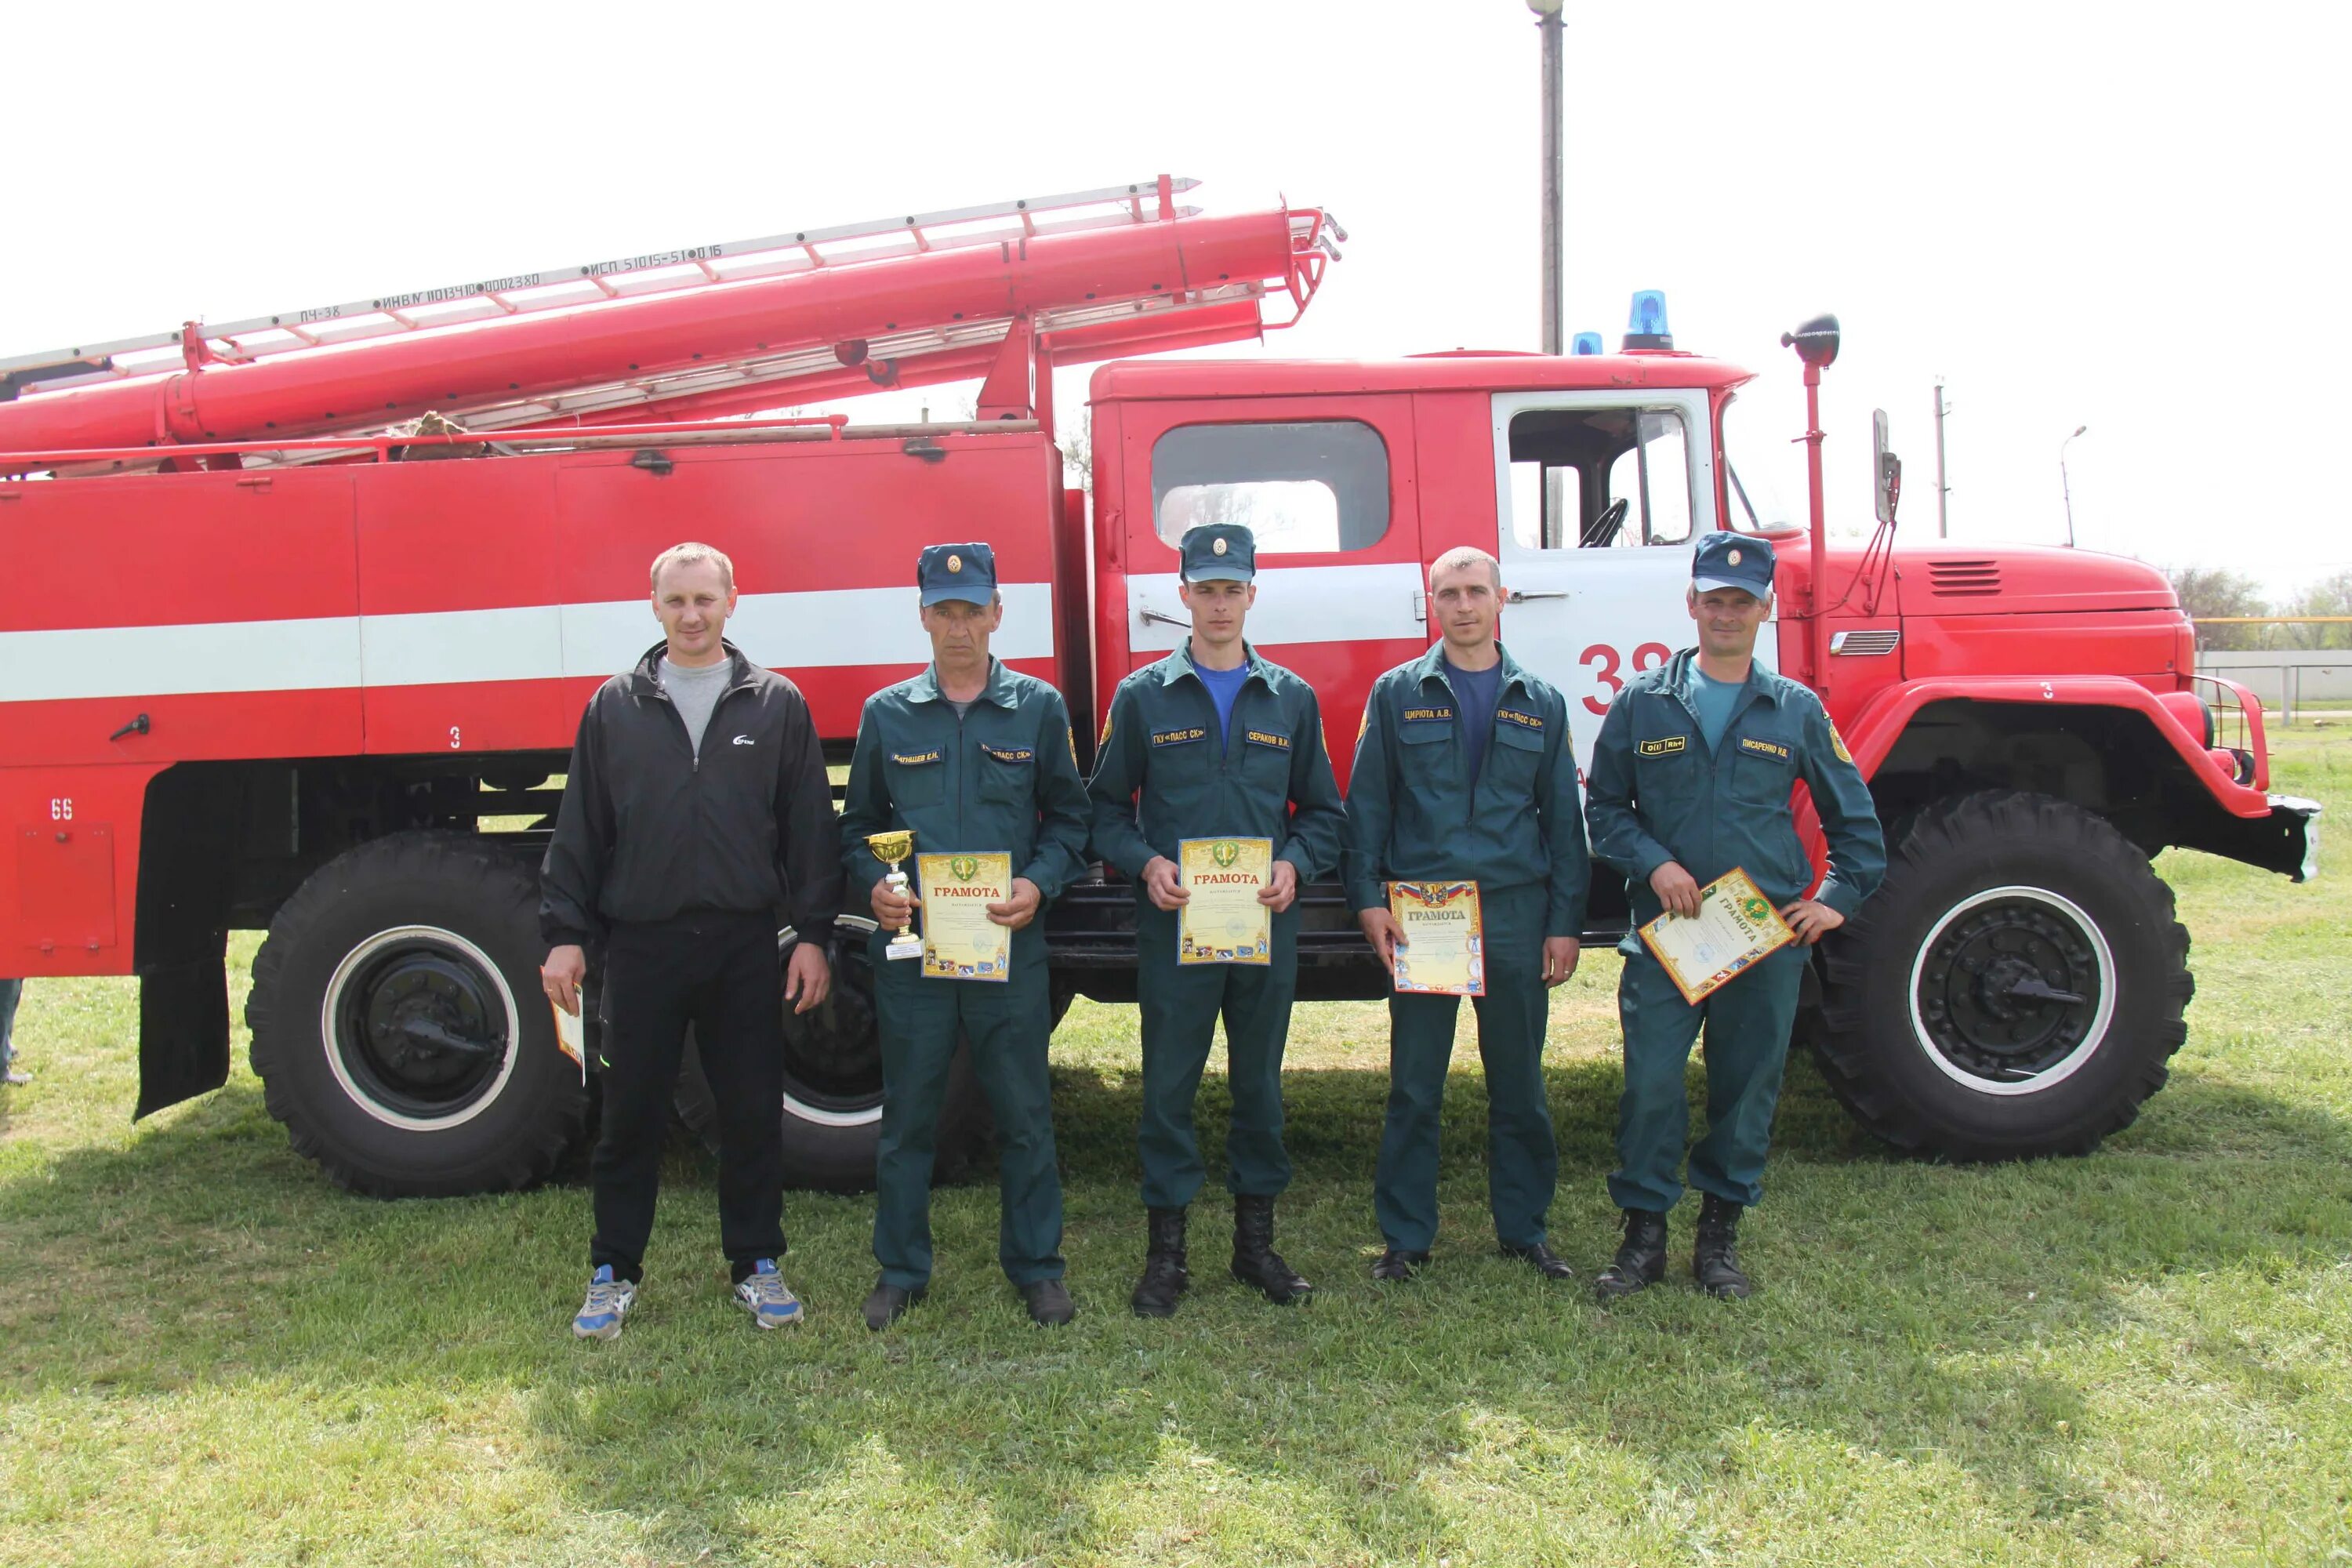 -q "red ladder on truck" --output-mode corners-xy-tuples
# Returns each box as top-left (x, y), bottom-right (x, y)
(0, 176), (1341, 461)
